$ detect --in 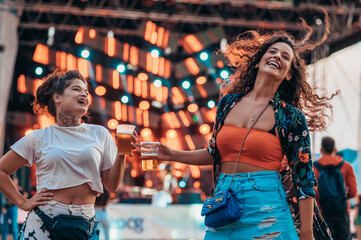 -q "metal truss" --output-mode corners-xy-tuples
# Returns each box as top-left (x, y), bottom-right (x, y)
(15, 0), (361, 54)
